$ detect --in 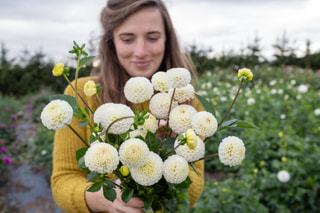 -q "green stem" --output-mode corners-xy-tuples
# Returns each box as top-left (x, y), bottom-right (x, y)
(191, 153), (218, 163)
(161, 144), (180, 159)
(75, 51), (81, 107)
(67, 125), (89, 147)
(63, 73), (94, 115)
(95, 93), (103, 106)
(218, 80), (243, 127)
